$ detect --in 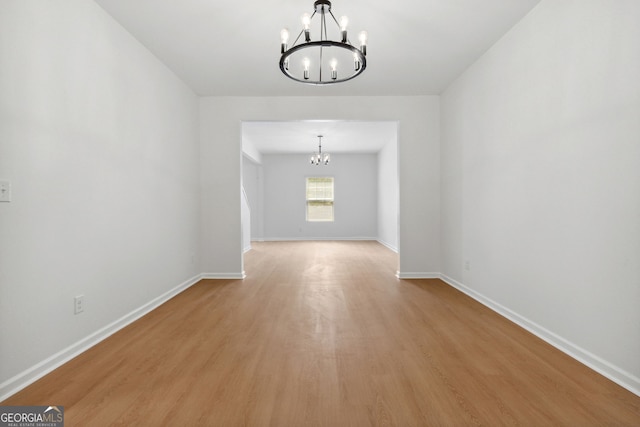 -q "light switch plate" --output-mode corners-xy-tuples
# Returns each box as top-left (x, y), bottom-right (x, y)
(0, 180), (10, 202)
